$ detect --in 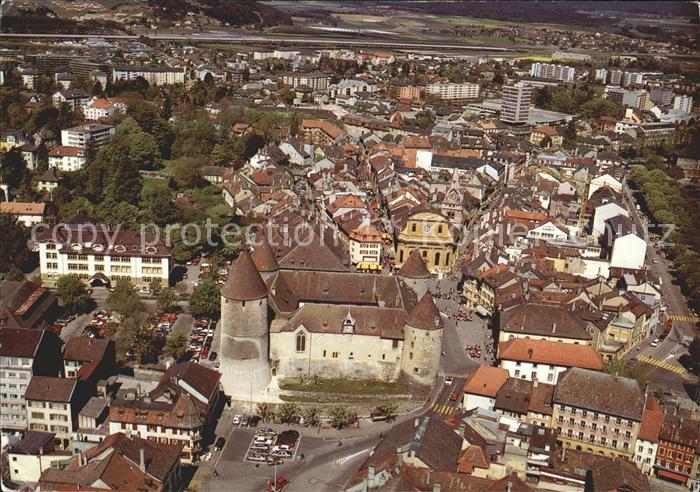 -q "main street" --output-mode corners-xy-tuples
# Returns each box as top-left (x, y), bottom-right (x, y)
(622, 182), (698, 388)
